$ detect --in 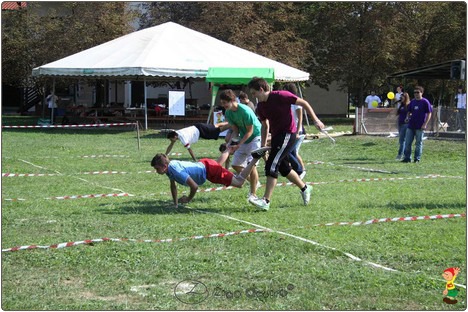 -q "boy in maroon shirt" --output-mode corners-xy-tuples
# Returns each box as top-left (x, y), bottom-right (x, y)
(247, 77), (325, 210)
